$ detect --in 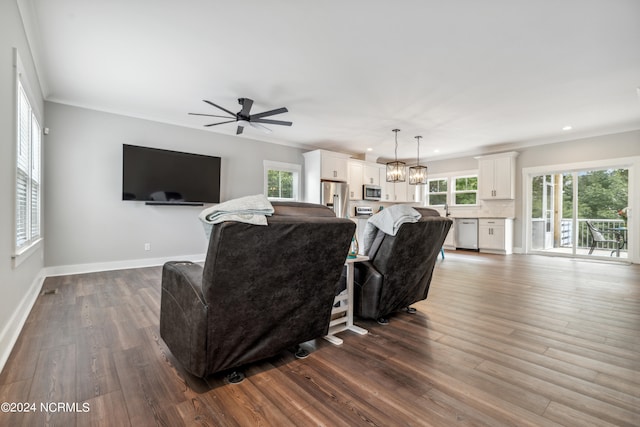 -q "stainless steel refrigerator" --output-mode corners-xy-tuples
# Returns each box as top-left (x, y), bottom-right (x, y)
(321, 181), (349, 218)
